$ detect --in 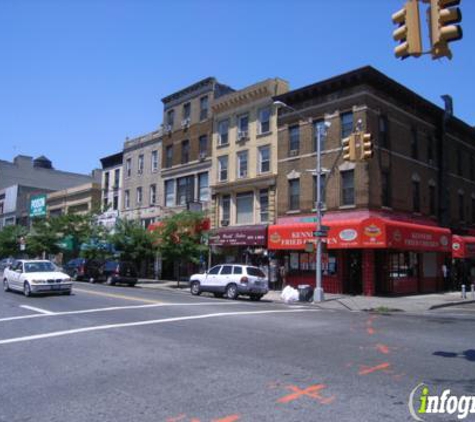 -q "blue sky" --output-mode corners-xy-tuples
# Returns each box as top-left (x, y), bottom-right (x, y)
(1, 0), (473, 175)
